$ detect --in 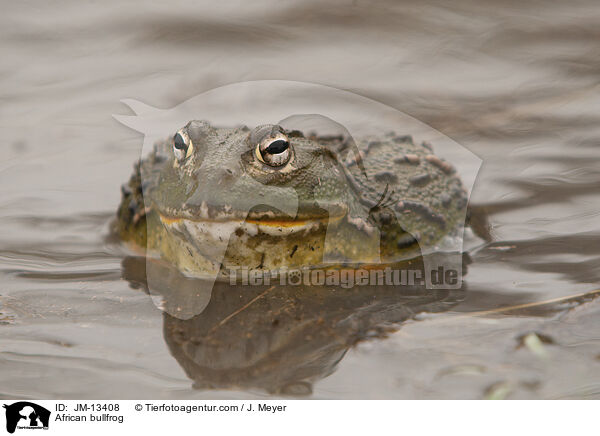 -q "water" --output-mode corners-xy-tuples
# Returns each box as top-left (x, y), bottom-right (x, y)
(1, 0), (599, 399)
